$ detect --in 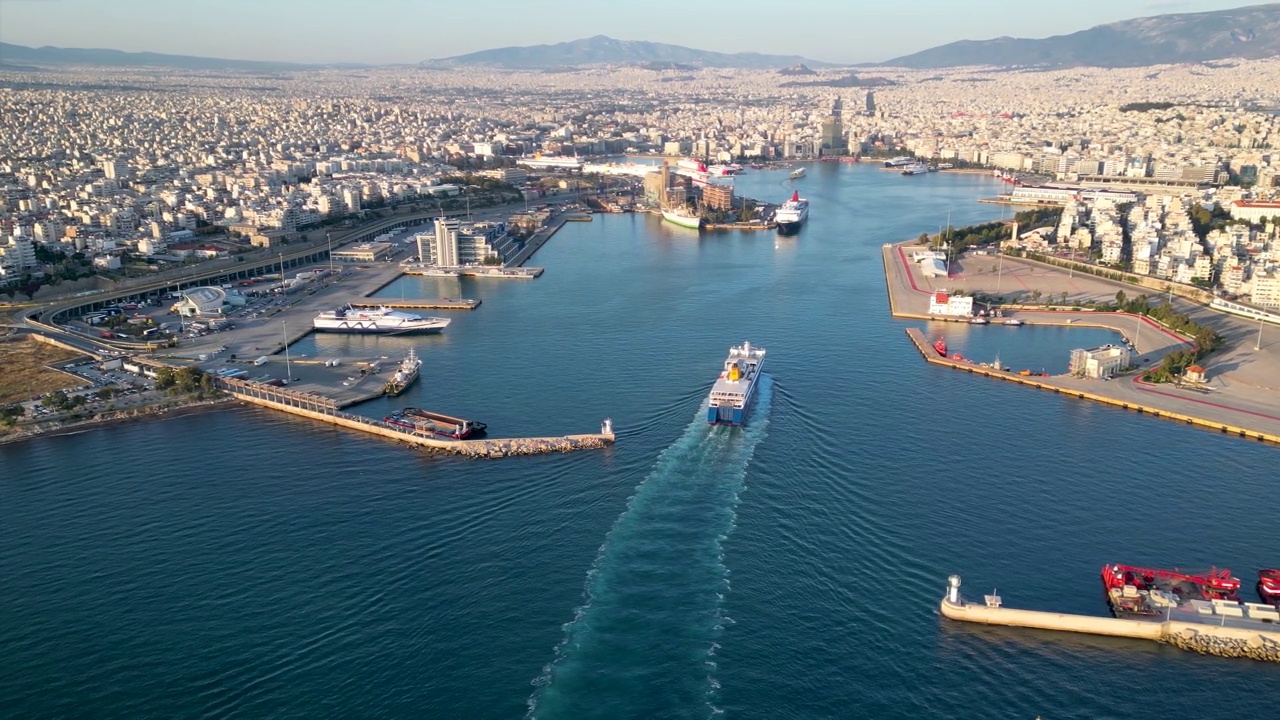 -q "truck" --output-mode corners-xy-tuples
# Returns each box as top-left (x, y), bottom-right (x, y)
(253, 356), (270, 366)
